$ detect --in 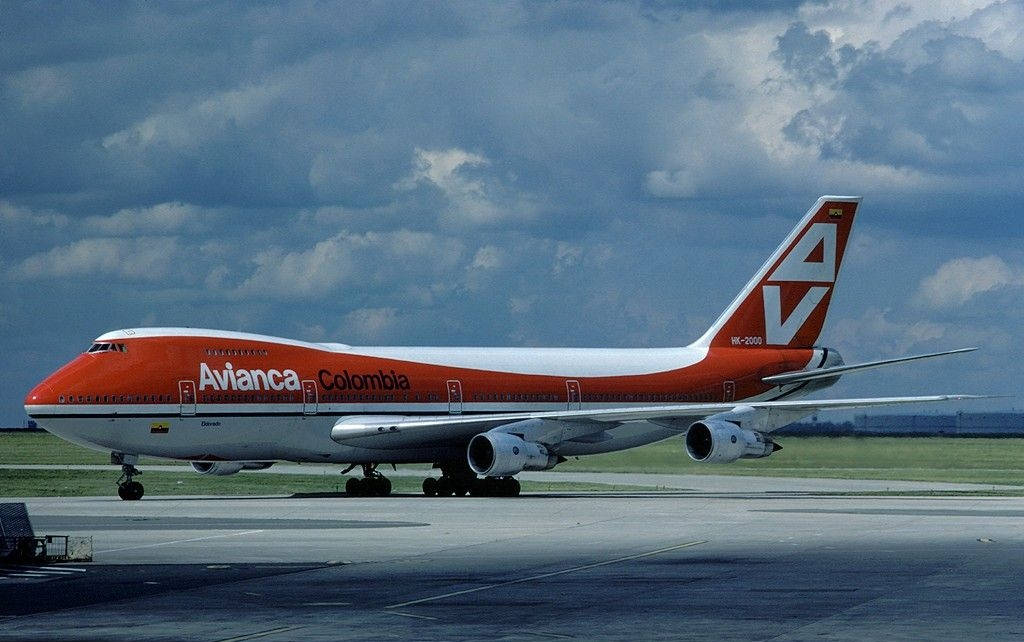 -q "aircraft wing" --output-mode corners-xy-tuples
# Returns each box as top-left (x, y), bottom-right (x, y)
(330, 394), (985, 449)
